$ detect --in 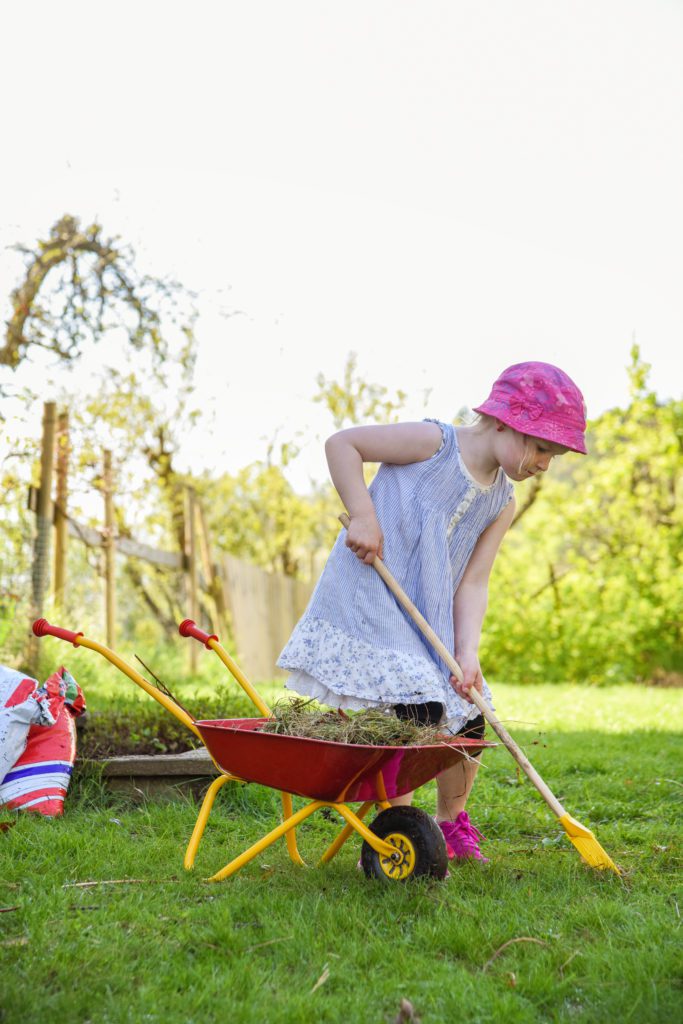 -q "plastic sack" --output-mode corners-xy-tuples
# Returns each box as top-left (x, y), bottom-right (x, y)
(0, 665), (86, 816)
